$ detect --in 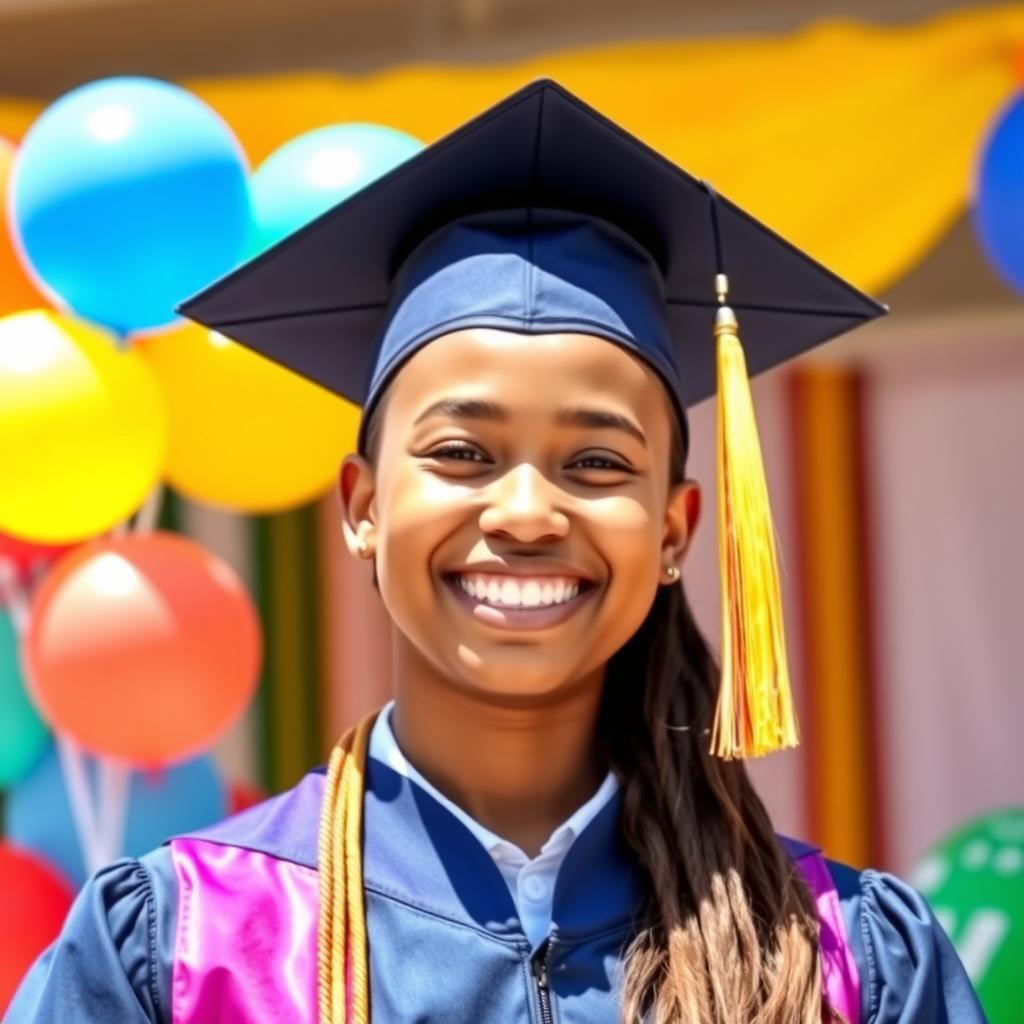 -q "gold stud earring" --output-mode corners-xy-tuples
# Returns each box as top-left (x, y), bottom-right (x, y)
(664, 564), (680, 580)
